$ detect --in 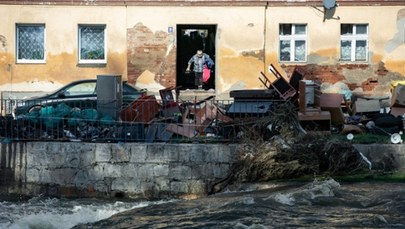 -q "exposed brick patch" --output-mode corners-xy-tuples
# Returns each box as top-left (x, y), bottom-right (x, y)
(127, 23), (175, 87)
(283, 64), (345, 84)
(362, 78), (379, 91)
(375, 61), (389, 76)
(282, 63), (390, 92)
